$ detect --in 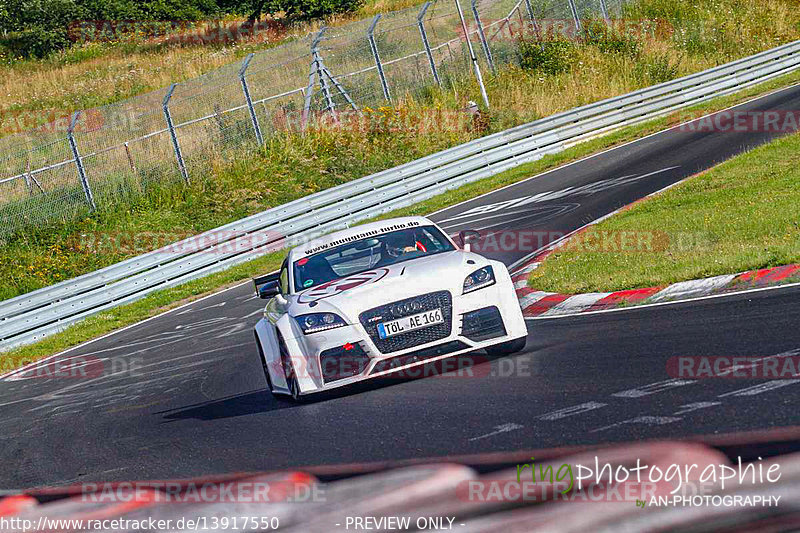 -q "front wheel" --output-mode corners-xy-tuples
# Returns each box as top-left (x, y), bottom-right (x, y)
(255, 334), (276, 396)
(285, 365), (302, 401)
(485, 336), (527, 356)
(278, 333), (304, 402)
